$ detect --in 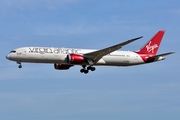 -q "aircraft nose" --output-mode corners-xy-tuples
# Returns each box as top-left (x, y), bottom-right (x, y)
(6, 54), (9, 59)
